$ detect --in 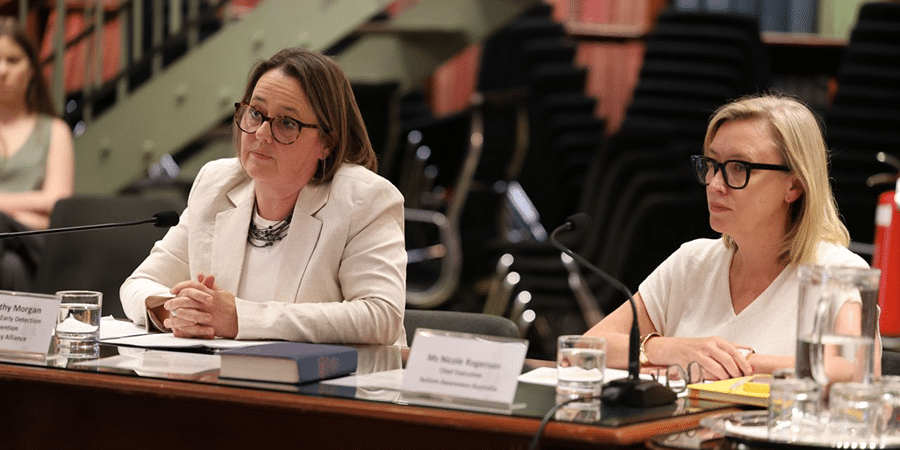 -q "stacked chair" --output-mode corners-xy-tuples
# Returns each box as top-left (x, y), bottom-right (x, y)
(475, 6), (604, 233)
(585, 9), (770, 296)
(490, 9), (772, 358)
(398, 4), (602, 322)
(352, 82), (402, 176)
(824, 1), (900, 248)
